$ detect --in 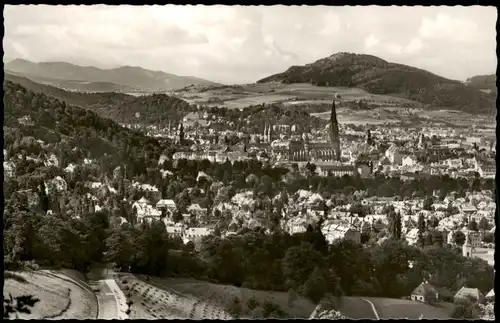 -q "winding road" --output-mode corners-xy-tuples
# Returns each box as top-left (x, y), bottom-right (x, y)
(362, 298), (380, 320)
